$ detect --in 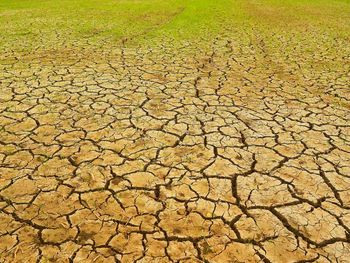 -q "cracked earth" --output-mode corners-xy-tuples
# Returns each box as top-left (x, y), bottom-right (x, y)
(1, 28), (350, 262)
